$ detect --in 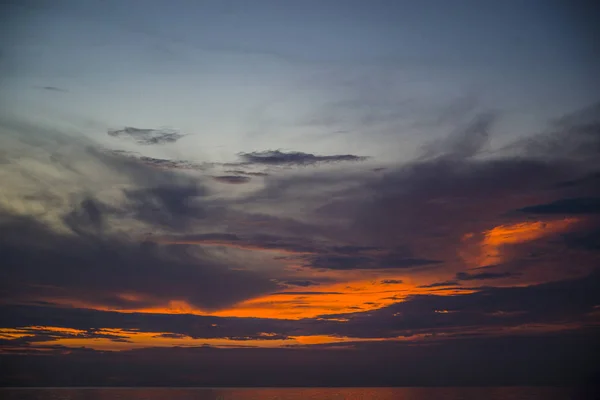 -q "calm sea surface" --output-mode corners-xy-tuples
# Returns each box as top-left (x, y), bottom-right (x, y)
(0, 387), (584, 400)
